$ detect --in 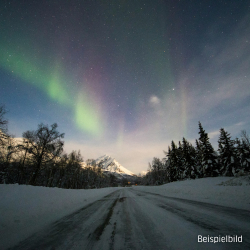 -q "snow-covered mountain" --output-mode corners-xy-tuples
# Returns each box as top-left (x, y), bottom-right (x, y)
(94, 154), (136, 178)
